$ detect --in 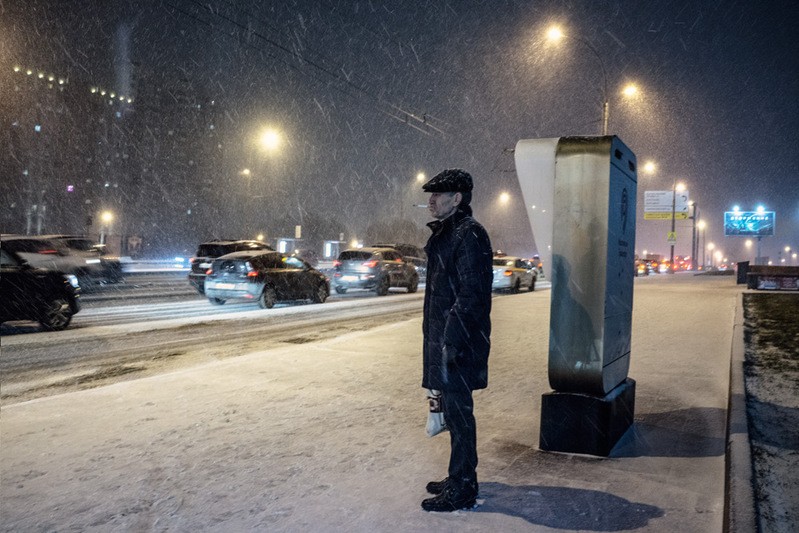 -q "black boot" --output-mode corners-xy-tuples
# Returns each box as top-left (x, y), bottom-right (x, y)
(426, 477), (478, 495)
(421, 486), (477, 512)
(425, 477), (449, 495)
